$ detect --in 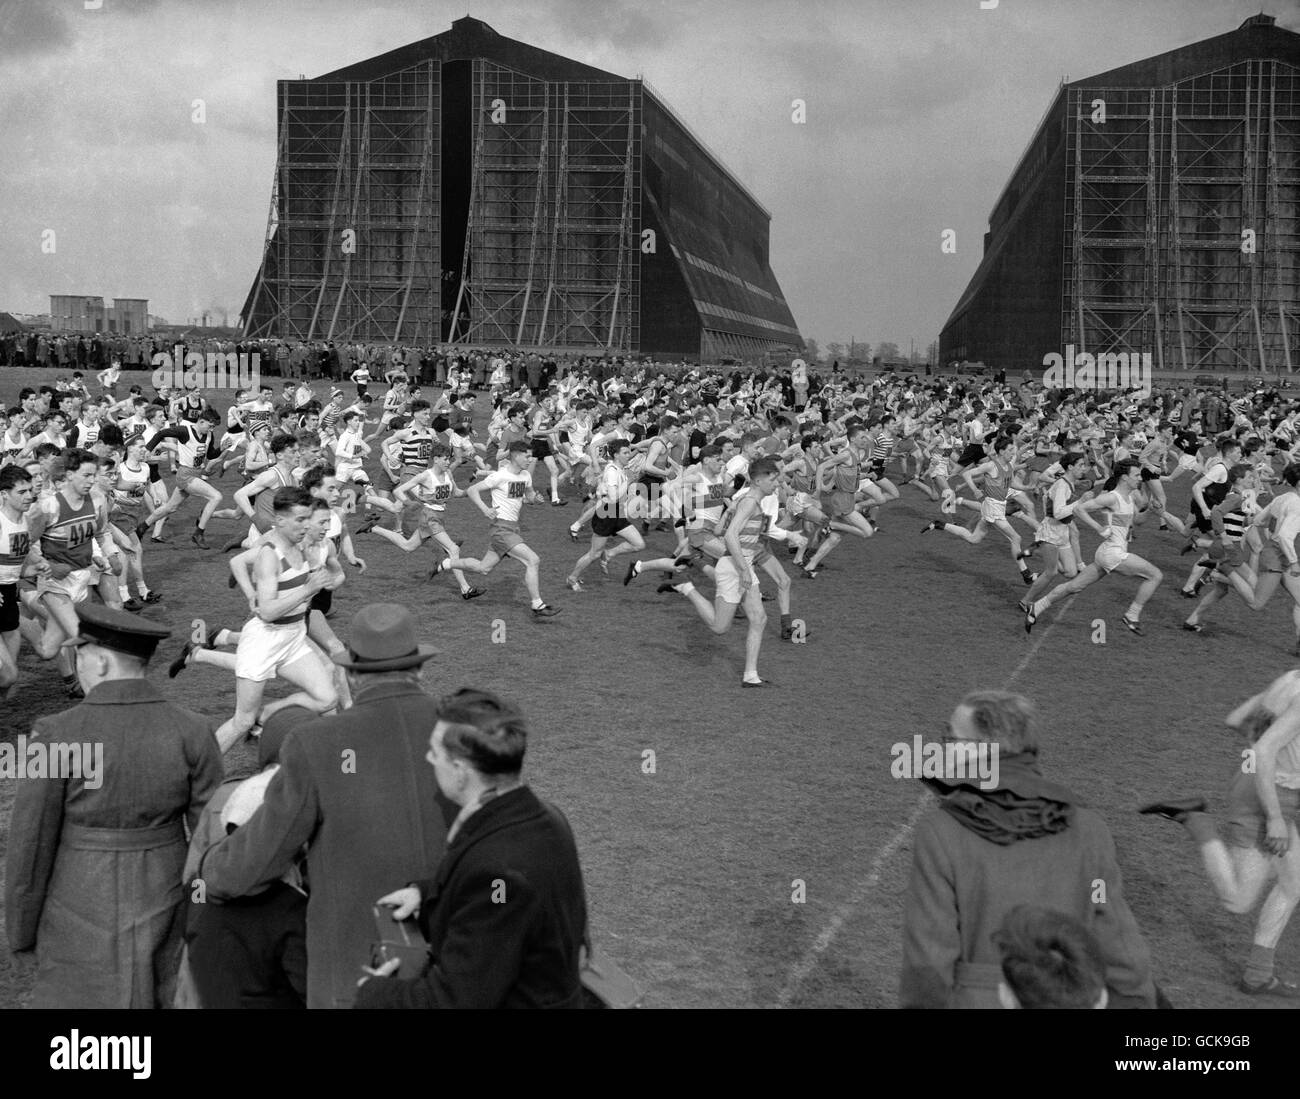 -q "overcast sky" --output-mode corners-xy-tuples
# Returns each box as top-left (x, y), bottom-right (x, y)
(1, 0), (1296, 350)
